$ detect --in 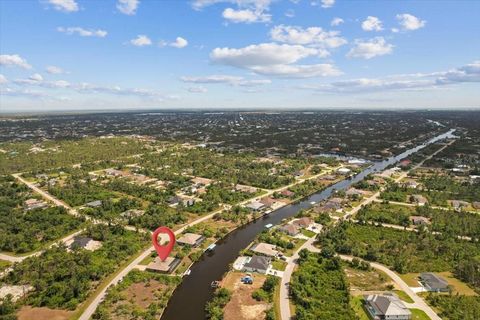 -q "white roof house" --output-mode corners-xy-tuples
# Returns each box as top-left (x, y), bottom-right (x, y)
(364, 293), (411, 320)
